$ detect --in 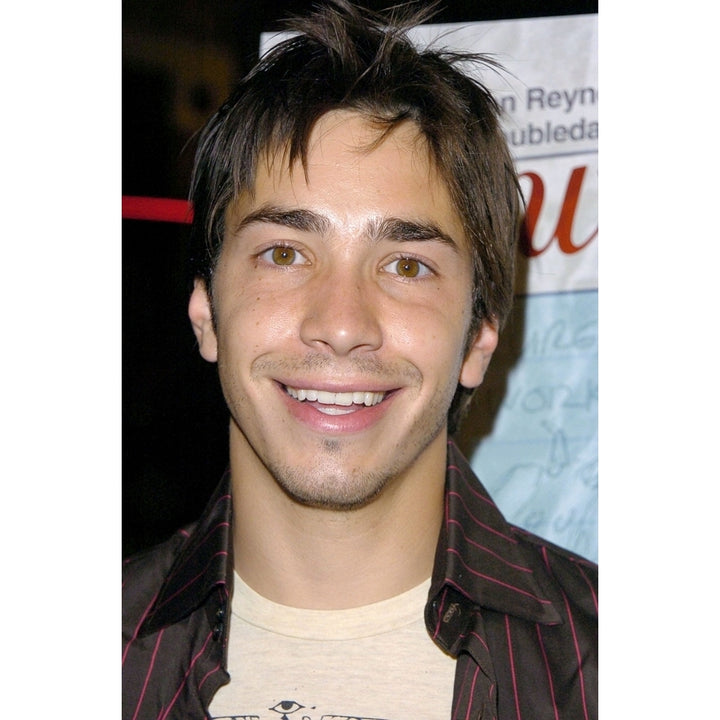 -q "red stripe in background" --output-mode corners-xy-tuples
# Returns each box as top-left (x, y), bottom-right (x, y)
(122, 196), (194, 224)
